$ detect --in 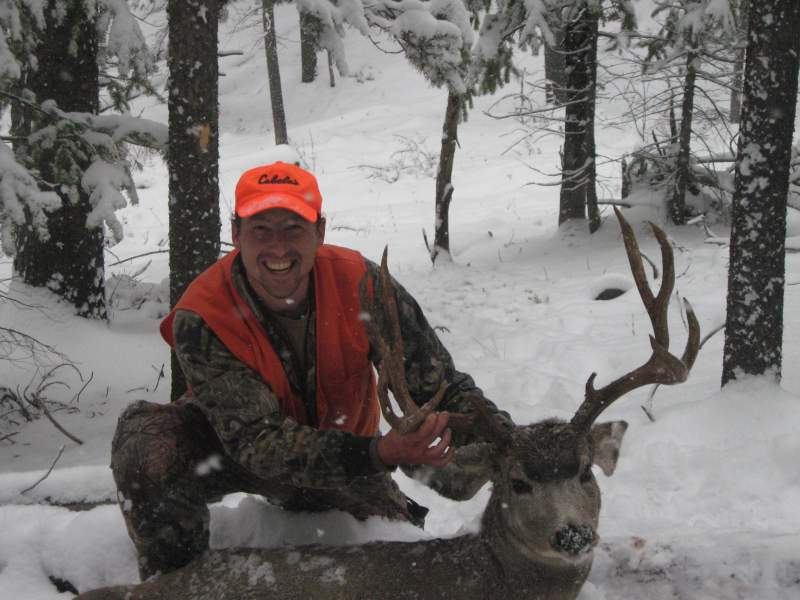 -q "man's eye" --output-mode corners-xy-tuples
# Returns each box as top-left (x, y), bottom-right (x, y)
(511, 478), (532, 494)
